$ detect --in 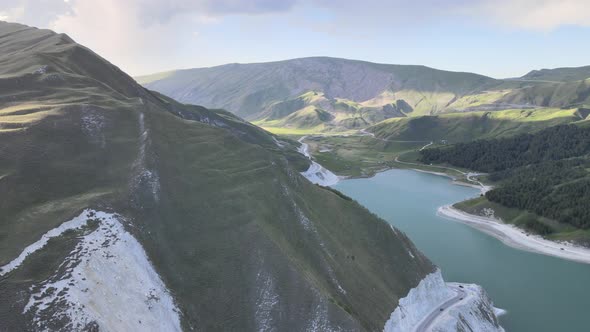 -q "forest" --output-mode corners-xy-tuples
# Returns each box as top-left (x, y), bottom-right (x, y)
(419, 125), (590, 229)
(419, 125), (590, 172)
(487, 158), (590, 229)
